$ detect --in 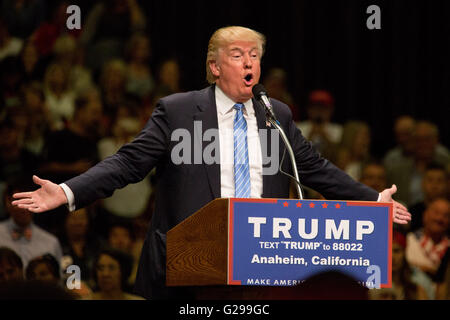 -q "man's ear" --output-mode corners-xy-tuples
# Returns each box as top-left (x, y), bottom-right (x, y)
(209, 61), (220, 77)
